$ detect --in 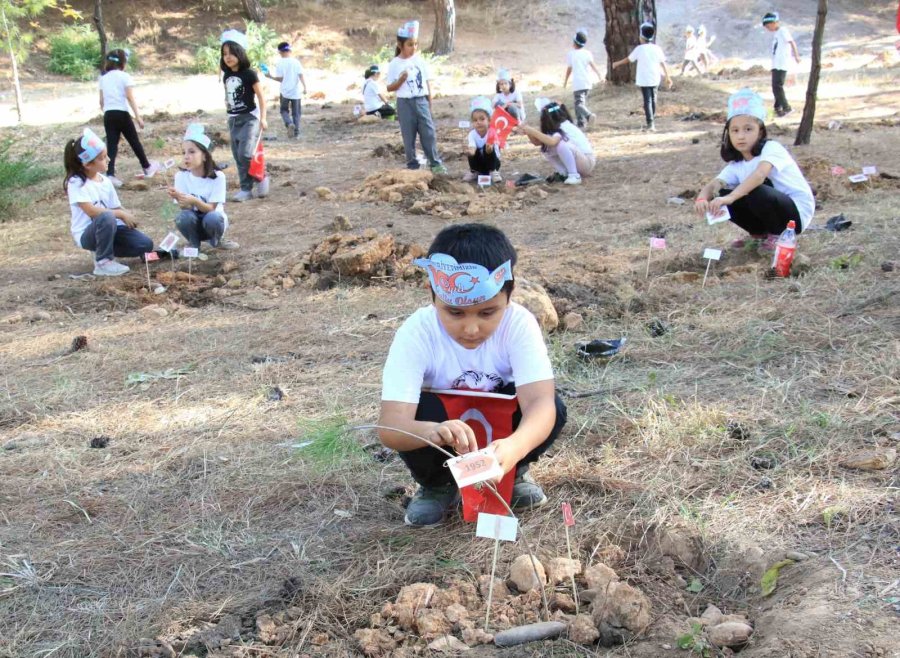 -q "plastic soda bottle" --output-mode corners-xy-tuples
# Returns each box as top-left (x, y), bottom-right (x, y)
(772, 220), (797, 277)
